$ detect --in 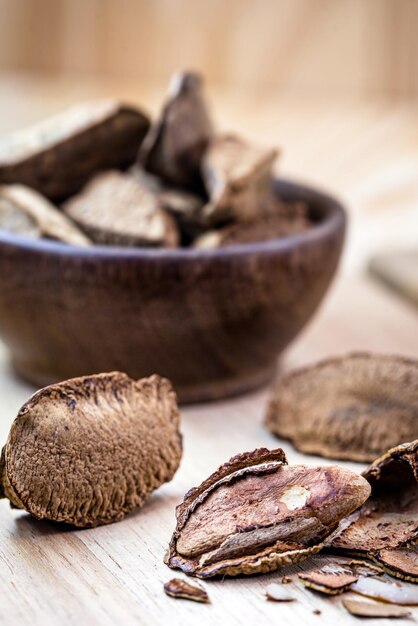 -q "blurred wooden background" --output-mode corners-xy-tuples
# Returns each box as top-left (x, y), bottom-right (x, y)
(0, 0), (417, 97)
(0, 0), (417, 277)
